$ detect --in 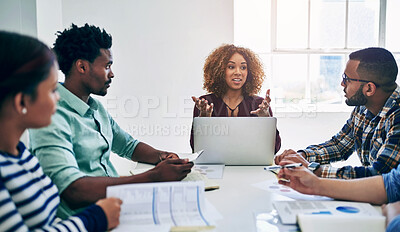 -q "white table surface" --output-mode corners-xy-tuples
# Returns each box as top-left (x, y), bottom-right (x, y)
(204, 166), (290, 232)
(133, 164), (383, 232)
(133, 164), (286, 231)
